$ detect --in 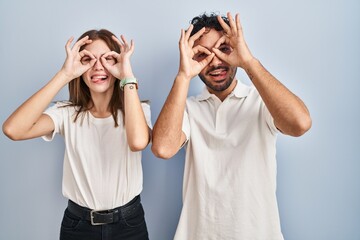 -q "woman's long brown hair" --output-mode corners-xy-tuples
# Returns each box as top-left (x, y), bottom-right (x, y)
(66, 29), (124, 127)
